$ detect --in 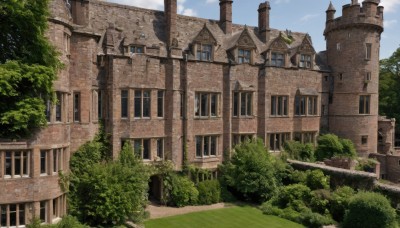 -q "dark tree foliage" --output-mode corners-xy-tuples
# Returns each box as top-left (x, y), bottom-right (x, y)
(379, 47), (400, 135)
(0, 0), (60, 138)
